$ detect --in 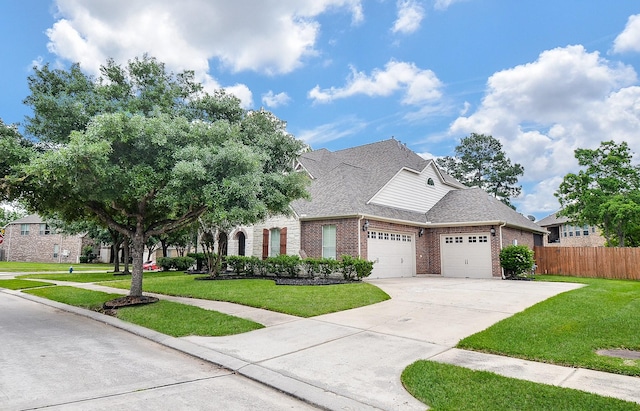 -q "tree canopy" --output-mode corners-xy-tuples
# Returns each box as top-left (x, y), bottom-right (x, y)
(5, 56), (309, 298)
(437, 133), (524, 207)
(555, 140), (640, 247)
